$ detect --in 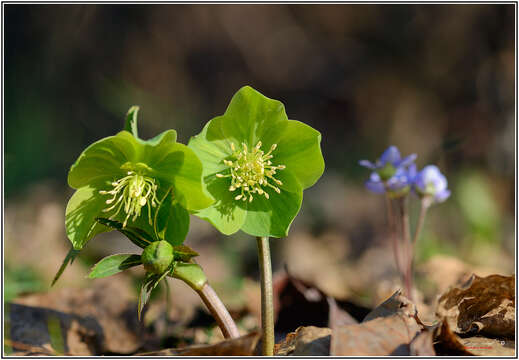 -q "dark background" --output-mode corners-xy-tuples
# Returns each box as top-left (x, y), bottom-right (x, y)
(4, 4), (515, 310)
